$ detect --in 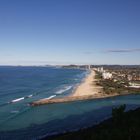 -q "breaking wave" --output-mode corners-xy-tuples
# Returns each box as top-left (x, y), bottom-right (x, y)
(10, 97), (25, 103)
(43, 95), (56, 100)
(55, 85), (73, 94)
